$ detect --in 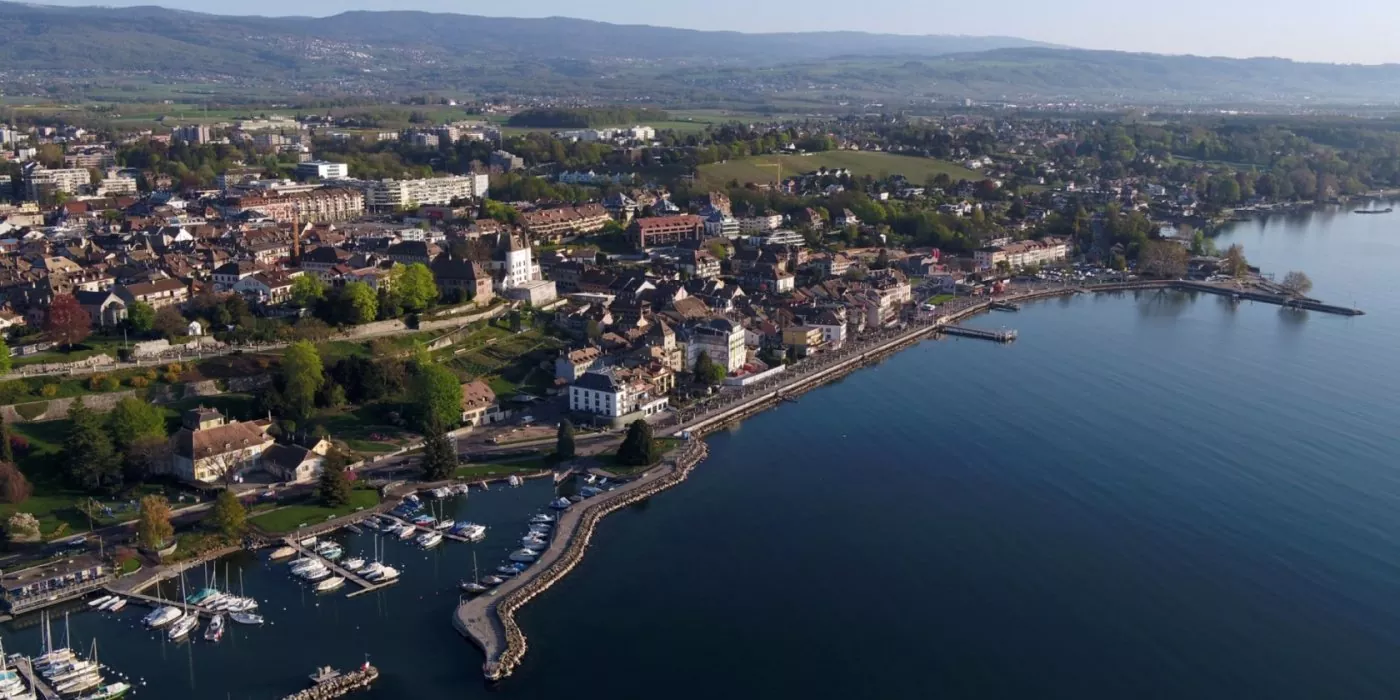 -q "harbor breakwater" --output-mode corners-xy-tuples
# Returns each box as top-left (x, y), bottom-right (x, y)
(455, 440), (710, 680)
